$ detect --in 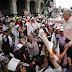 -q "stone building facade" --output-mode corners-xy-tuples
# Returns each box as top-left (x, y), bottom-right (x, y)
(0, 0), (56, 15)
